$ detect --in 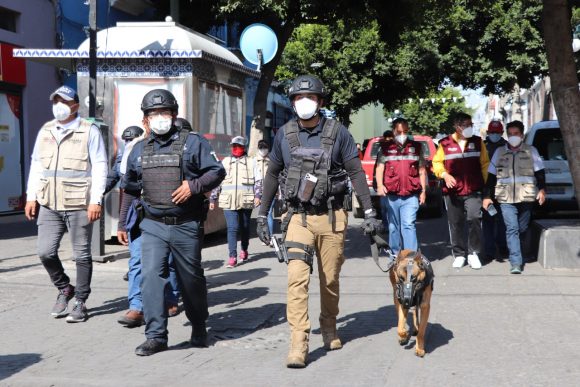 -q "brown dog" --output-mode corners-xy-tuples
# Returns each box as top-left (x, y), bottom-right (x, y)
(389, 249), (434, 357)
